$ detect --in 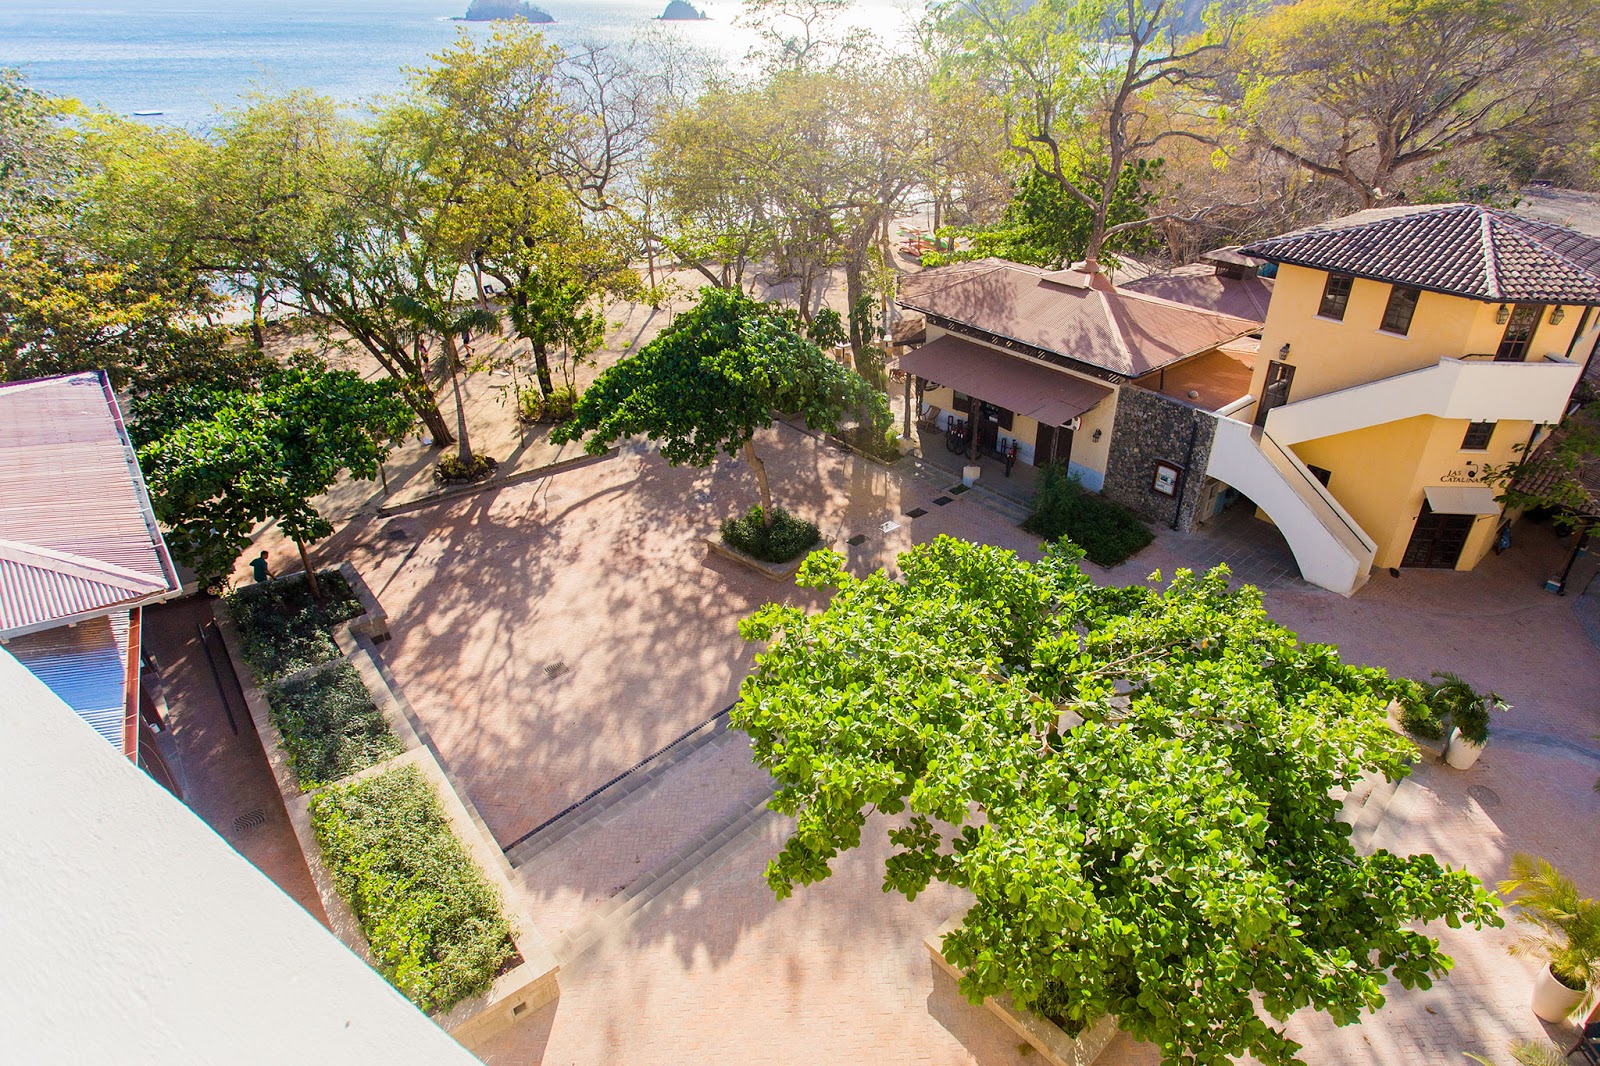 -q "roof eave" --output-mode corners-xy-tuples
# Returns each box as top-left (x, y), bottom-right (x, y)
(1246, 254), (1600, 307)
(0, 588), (178, 642)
